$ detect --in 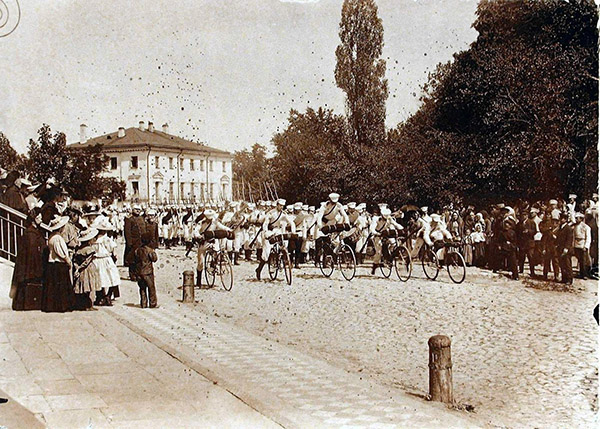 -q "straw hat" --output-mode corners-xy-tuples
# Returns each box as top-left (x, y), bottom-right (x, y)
(47, 215), (69, 231)
(95, 219), (114, 231)
(277, 199), (286, 206)
(79, 228), (98, 242)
